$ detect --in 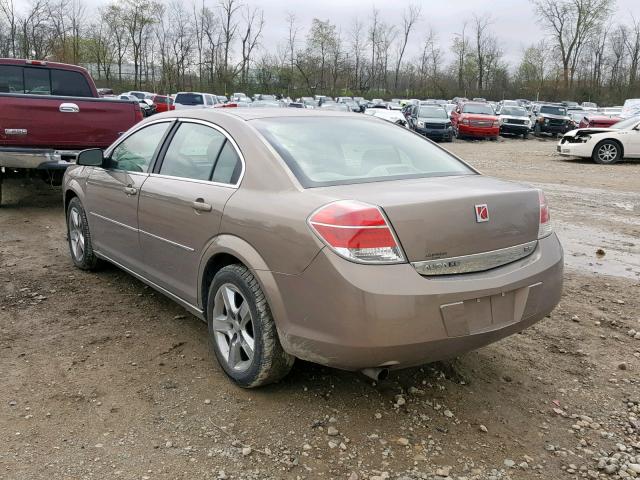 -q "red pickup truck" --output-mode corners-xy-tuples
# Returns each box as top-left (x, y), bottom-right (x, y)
(0, 59), (143, 204)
